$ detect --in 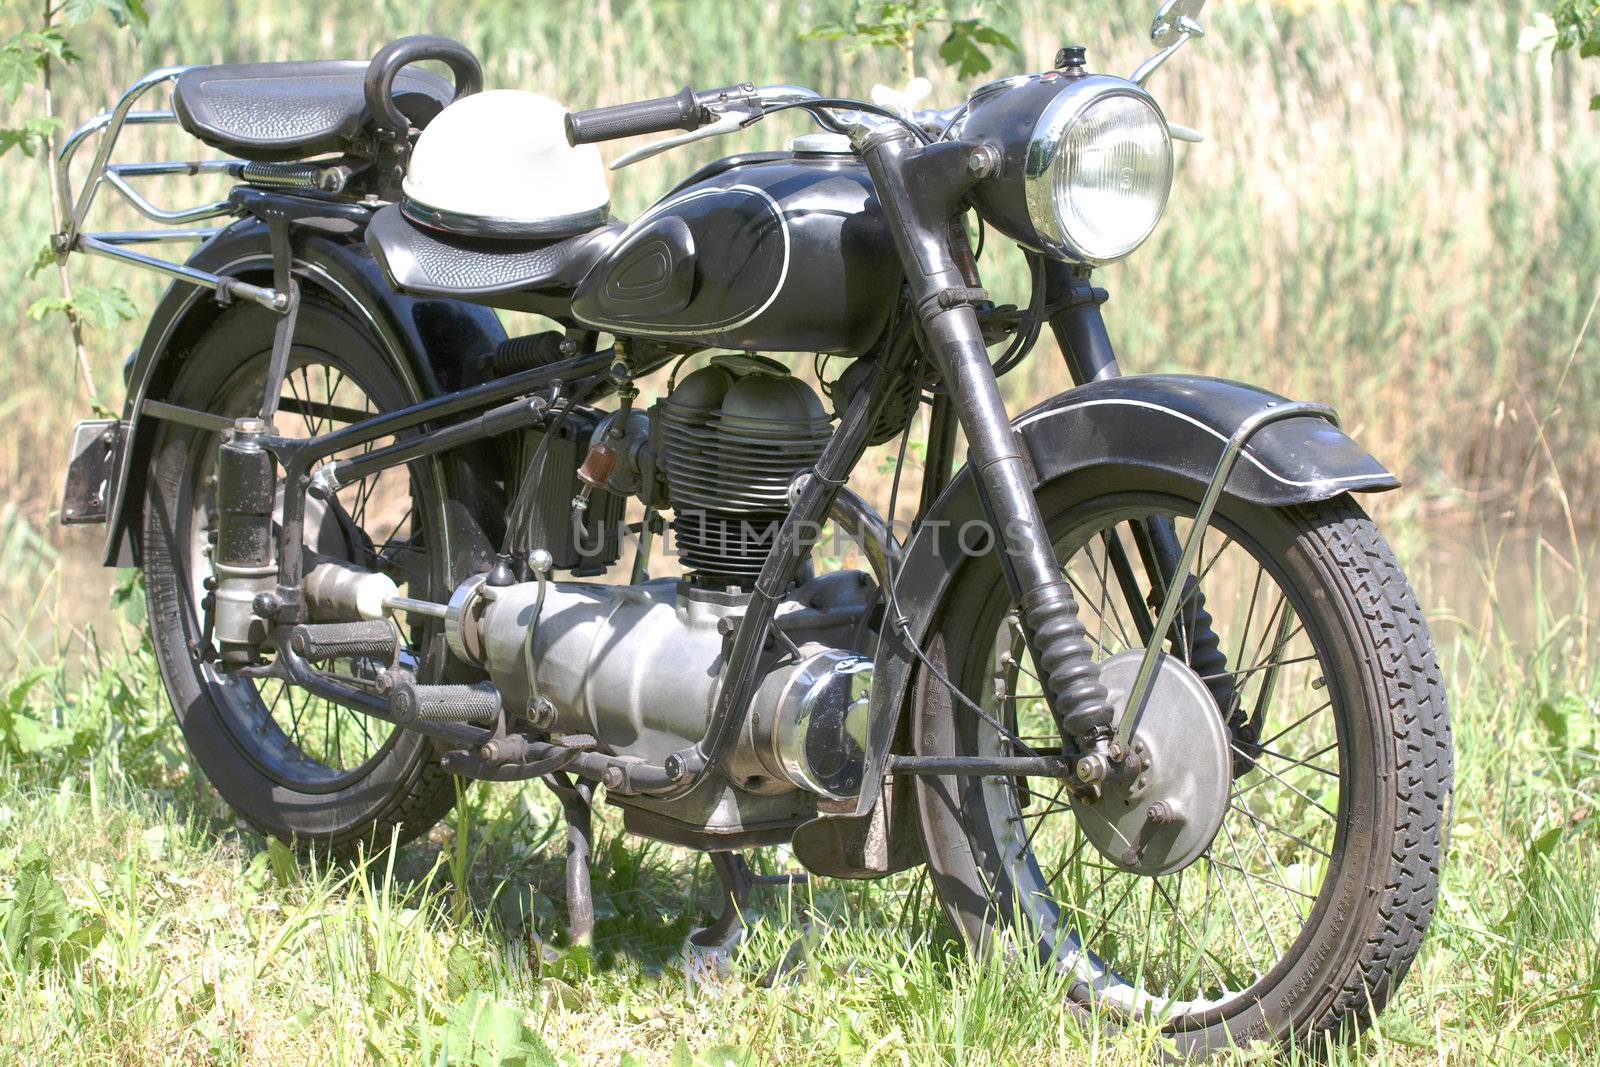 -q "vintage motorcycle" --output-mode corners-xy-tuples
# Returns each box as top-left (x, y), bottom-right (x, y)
(55, 0), (1449, 1053)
